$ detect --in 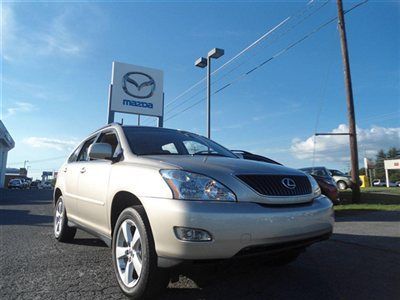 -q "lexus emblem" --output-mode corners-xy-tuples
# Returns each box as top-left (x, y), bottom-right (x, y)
(281, 178), (296, 189)
(122, 72), (156, 99)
